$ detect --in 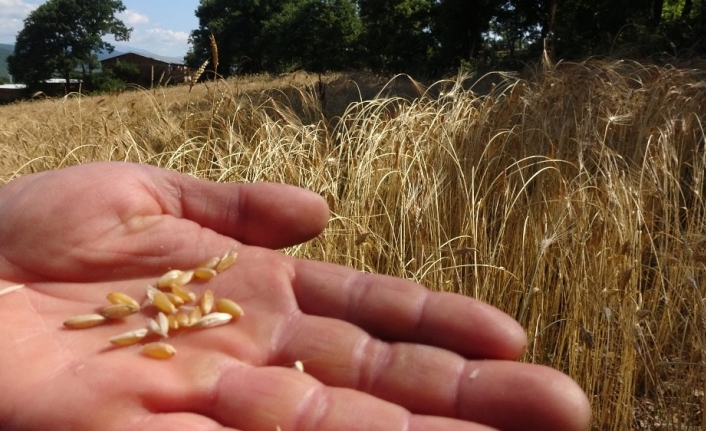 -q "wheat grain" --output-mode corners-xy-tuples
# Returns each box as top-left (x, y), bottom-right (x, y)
(200, 288), (214, 314)
(167, 314), (179, 330)
(198, 257), (220, 270)
(174, 270), (195, 287)
(100, 303), (139, 319)
(63, 314), (107, 329)
(188, 306), (203, 326)
(157, 270), (184, 289)
(142, 342), (176, 359)
(147, 312), (170, 338)
(194, 267), (217, 280)
(109, 328), (148, 346)
(152, 291), (177, 314)
(216, 248), (238, 272)
(215, 298), (244, 320)
(107, 292), (140, 309)
(194, 312), (232, 328)
(164, 292), (185, 307)
(171, 284), (196, 303)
